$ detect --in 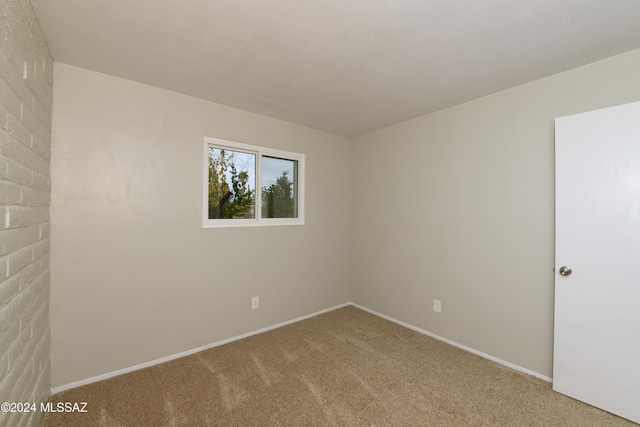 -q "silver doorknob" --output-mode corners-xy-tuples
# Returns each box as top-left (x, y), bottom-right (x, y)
(559, 266), (572, 276)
